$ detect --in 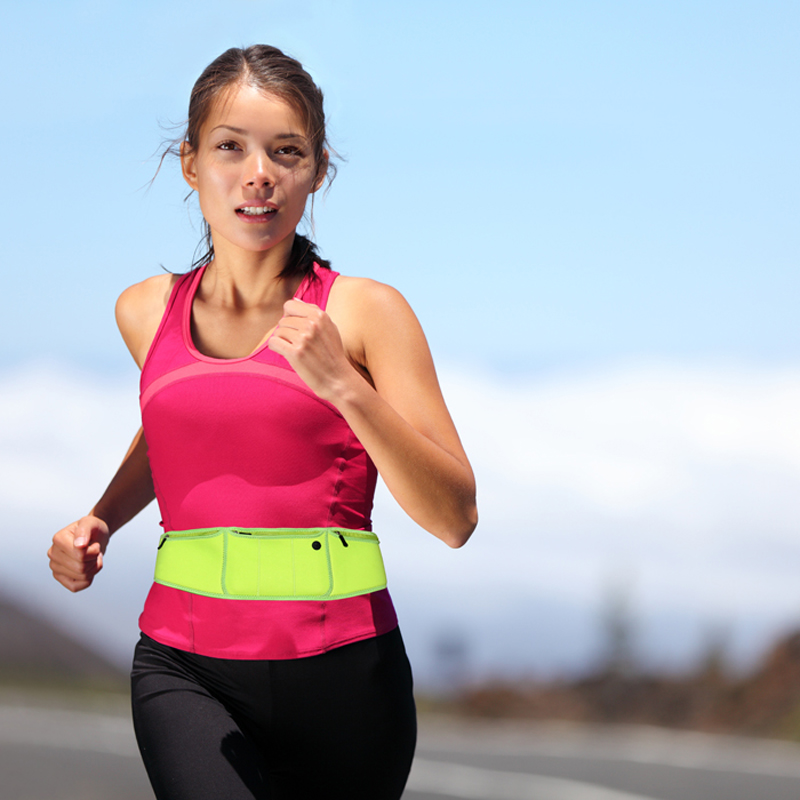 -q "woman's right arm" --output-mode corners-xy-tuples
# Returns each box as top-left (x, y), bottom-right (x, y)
(47, 273), (177, 592)
(48, 427), (154, 592)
